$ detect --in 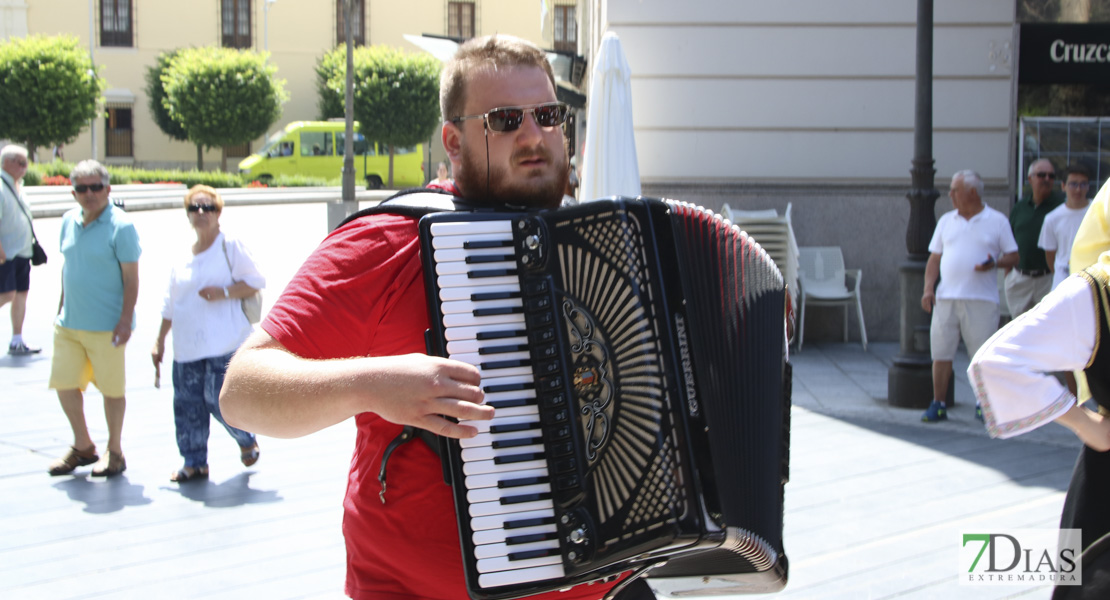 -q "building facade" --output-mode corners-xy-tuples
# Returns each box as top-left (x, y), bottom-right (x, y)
(4, 0), (571, 170)
(6, 0), (1028, 340)
(579, 0), (1019, 341)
